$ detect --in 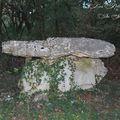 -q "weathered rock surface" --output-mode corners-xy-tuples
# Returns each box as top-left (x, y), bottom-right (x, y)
(2, 37), (115, 58)
(18, 58), (107, 95)
(47, 37), (115, 58)
(2, 41), (50, 57)
(2, 38), (115, 97)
